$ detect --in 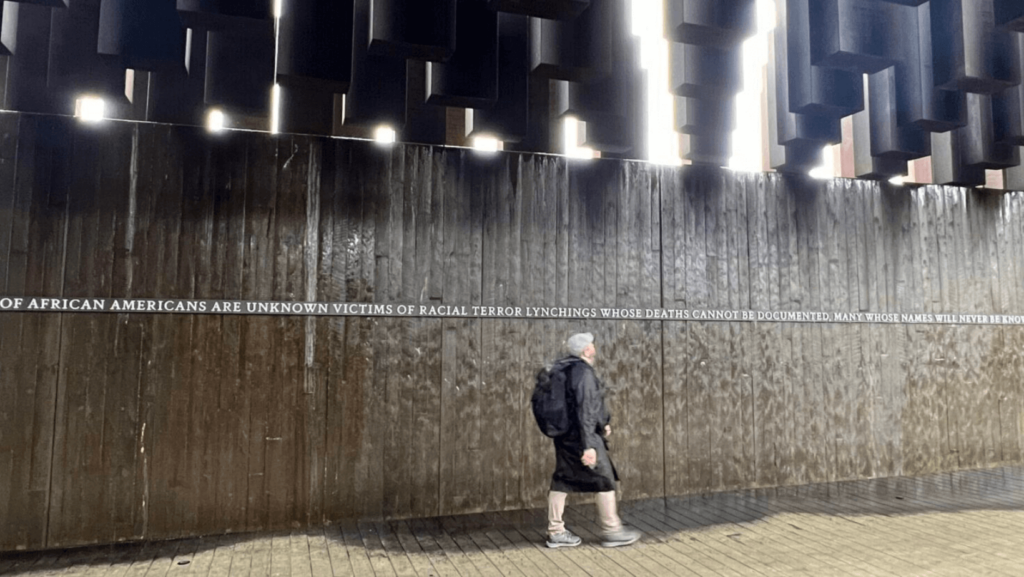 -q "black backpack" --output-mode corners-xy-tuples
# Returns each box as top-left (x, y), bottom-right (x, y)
(531, 359), (576, 437)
